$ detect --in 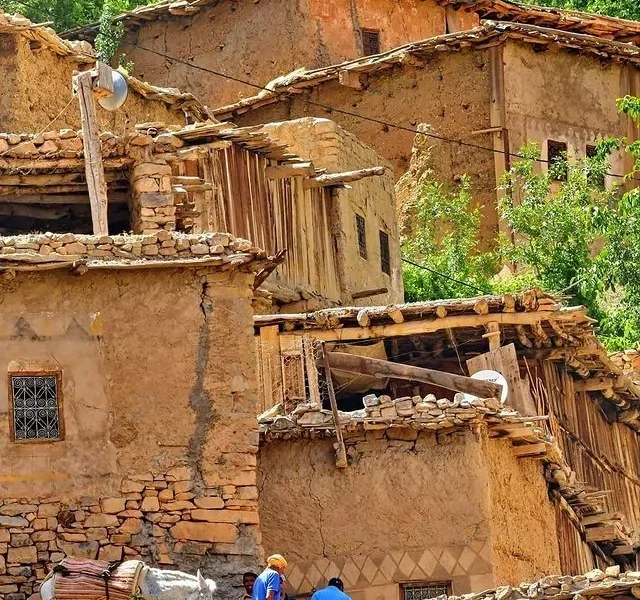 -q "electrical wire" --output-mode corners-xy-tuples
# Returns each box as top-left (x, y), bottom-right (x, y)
(401, 257), (489, 294)
(122, 41), (632, 180)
